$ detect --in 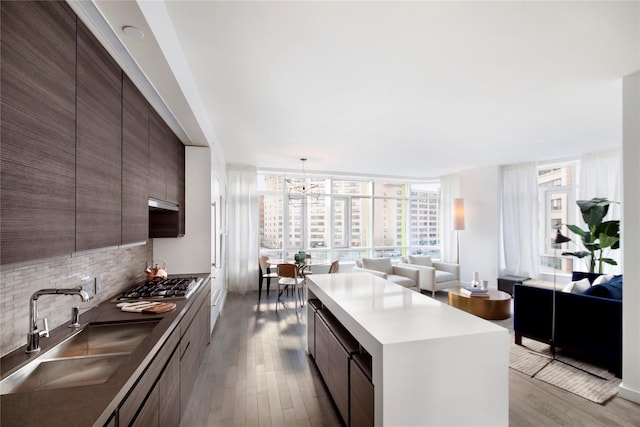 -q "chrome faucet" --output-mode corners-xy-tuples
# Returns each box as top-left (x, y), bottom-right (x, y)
(26, 288), (90, 353)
